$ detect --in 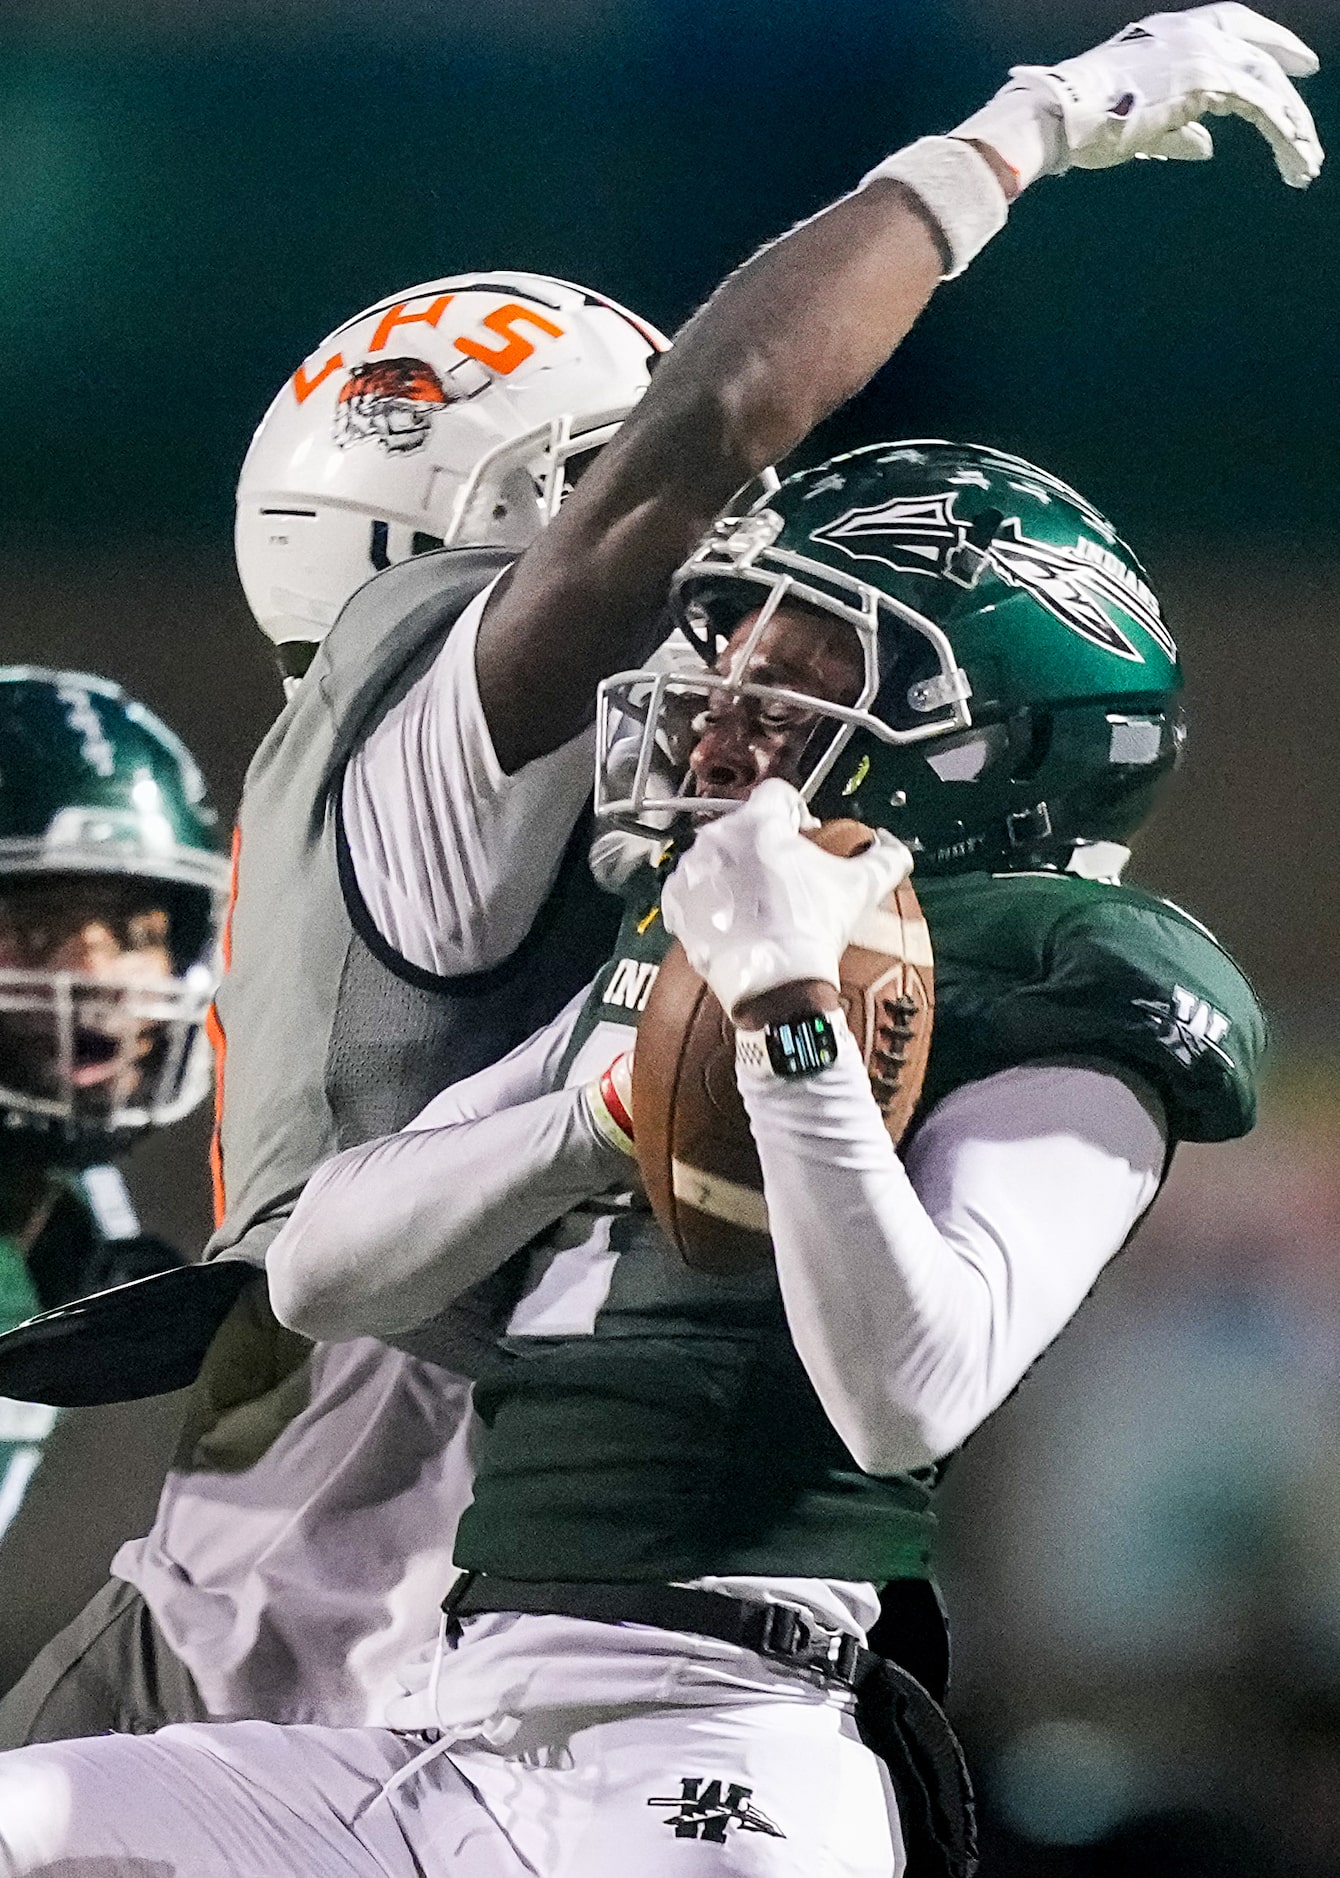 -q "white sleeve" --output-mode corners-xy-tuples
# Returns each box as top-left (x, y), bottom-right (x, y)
(340, 583), (598, 978)
(267, 989), (629, 1341)
(738, 1039), (1166, 1475)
